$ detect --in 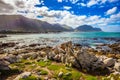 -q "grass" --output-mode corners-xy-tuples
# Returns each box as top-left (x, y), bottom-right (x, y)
(85, 75), (98, 80)
(38, 60), (51, 67)
(51, 66), (82, 80)
(19, 76), (38, 80)
(39, 69), (48, 75)
(47, 64), (65, 70)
